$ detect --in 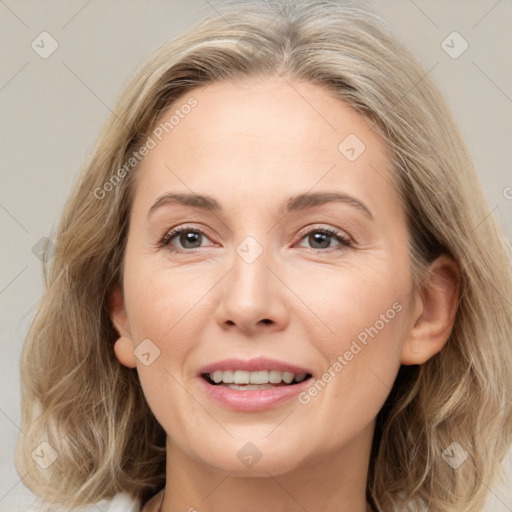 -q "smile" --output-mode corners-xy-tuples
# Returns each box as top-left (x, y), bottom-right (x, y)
(198, 370), (313, 411)
(205, 369), (310, 387)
